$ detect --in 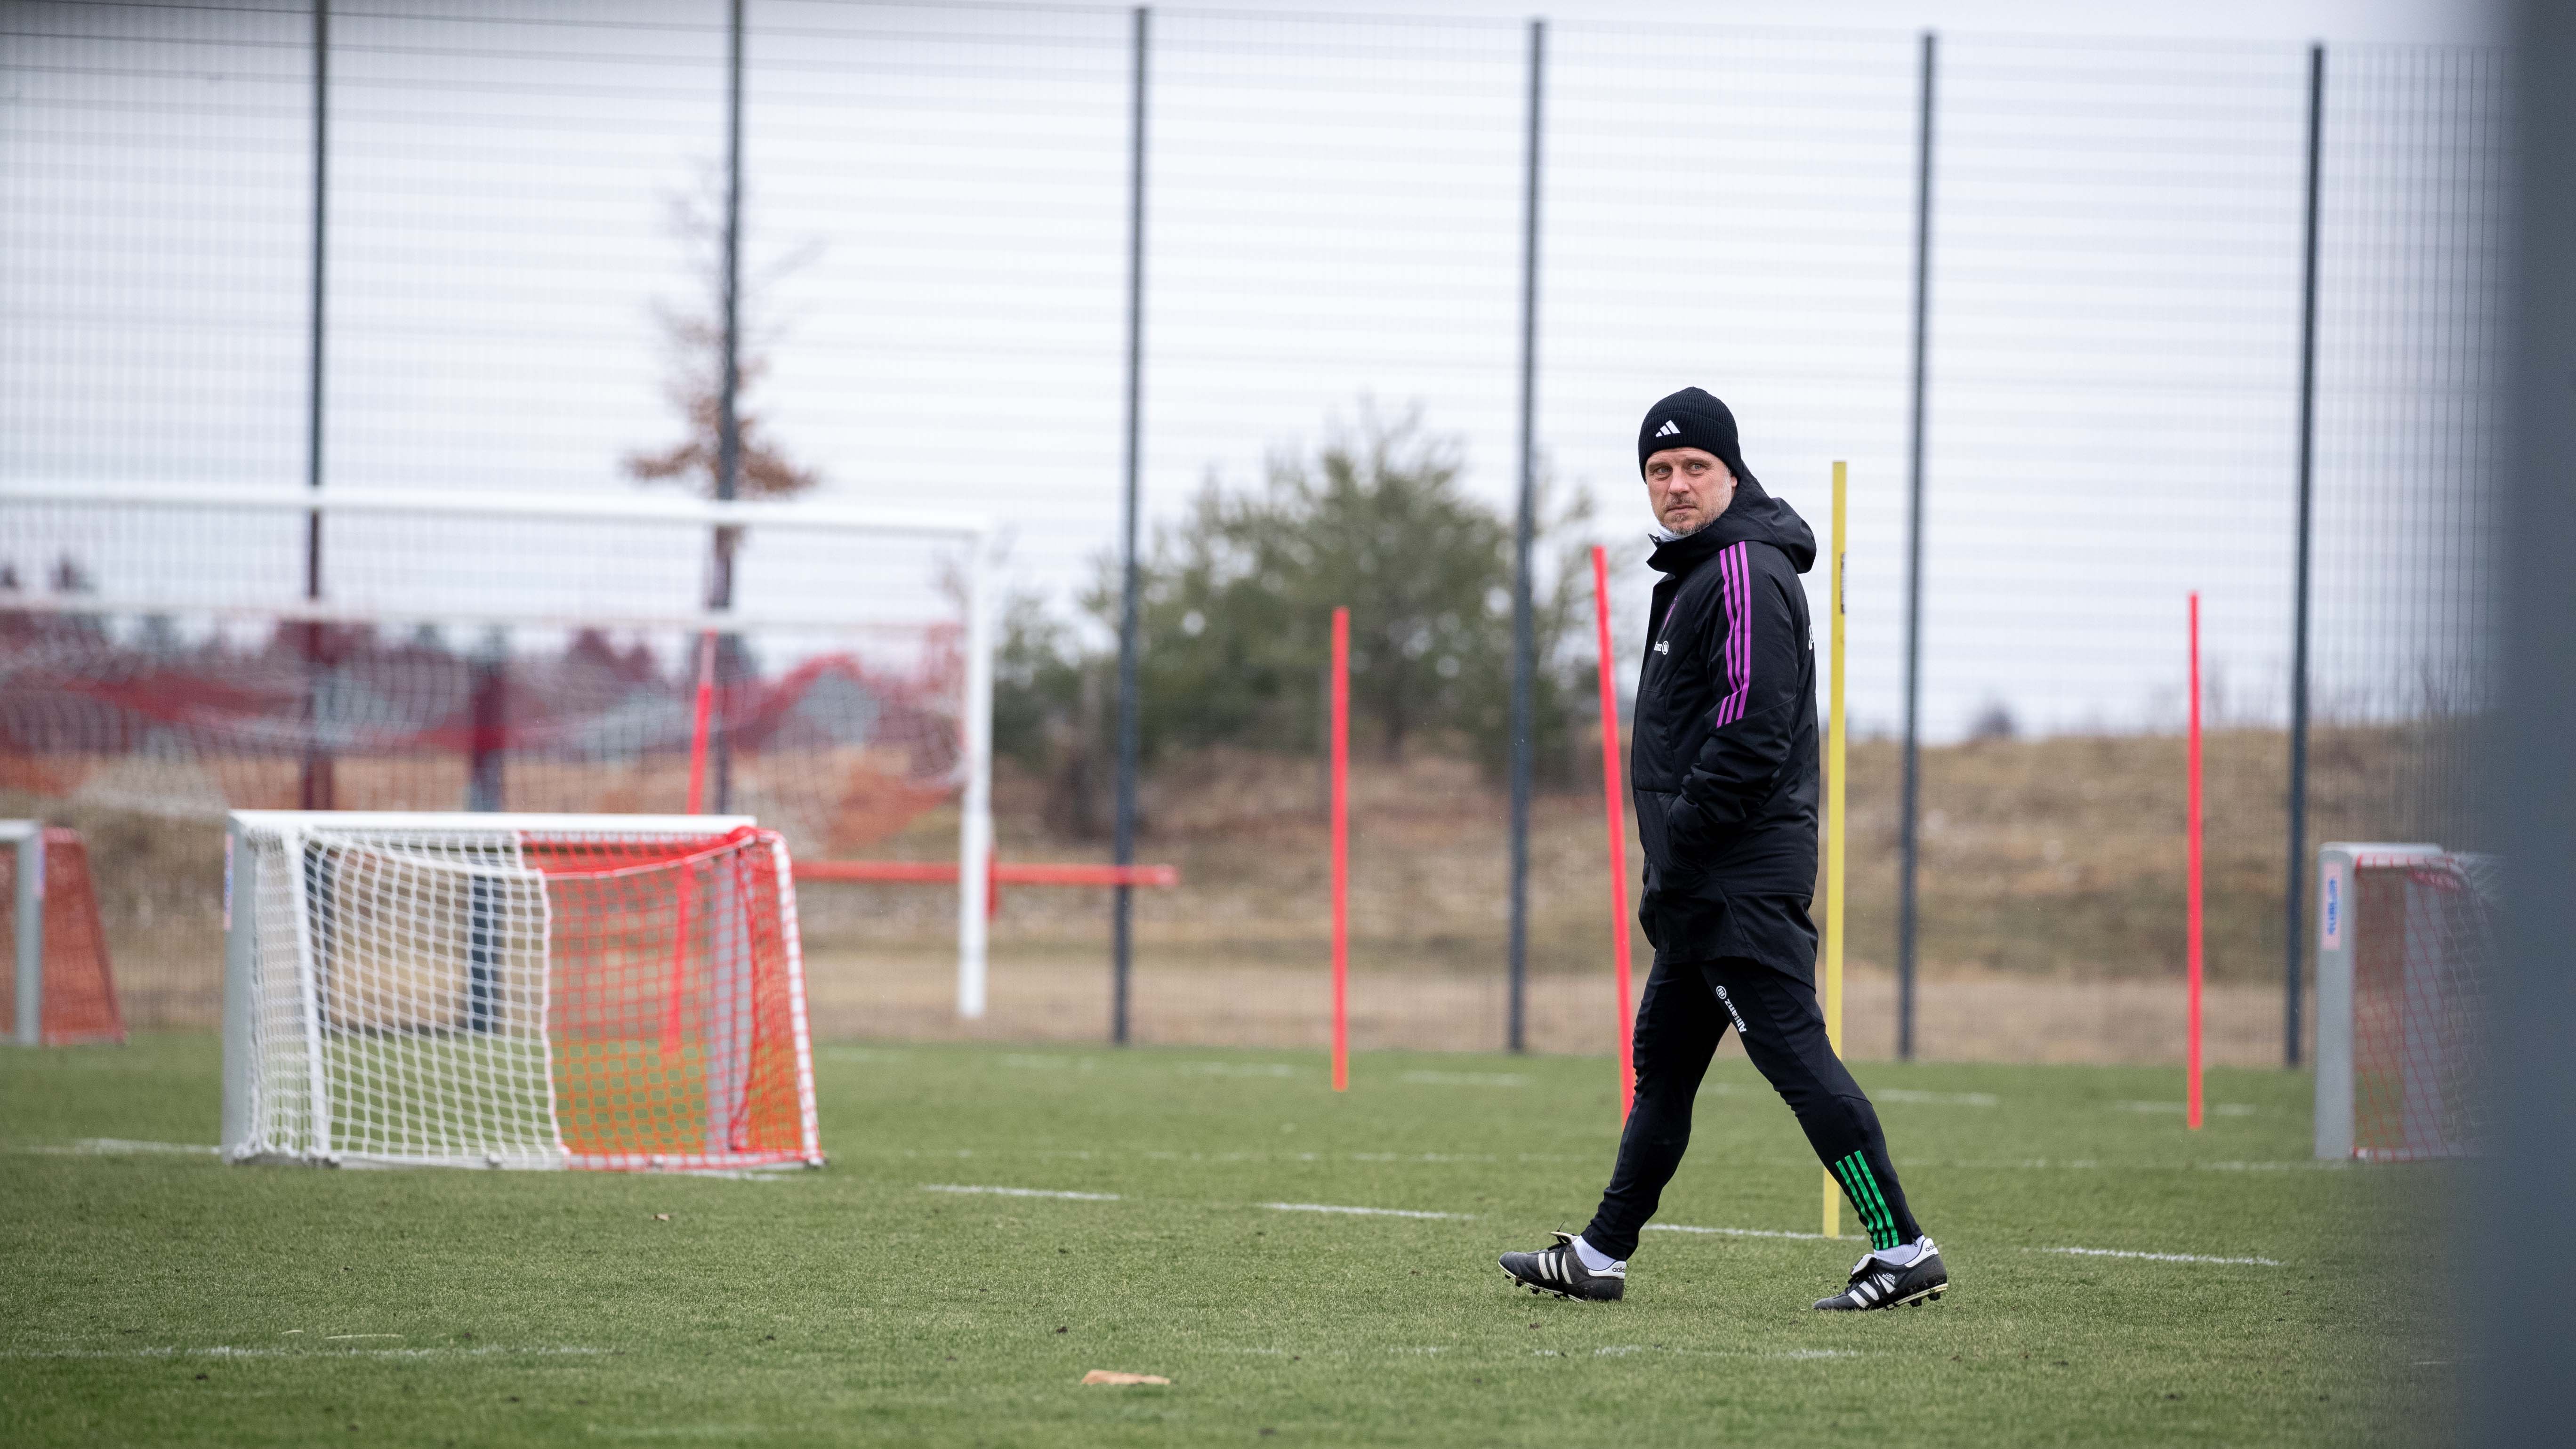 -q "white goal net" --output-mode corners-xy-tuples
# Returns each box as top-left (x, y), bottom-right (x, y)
(222, 811), (820, 1170)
